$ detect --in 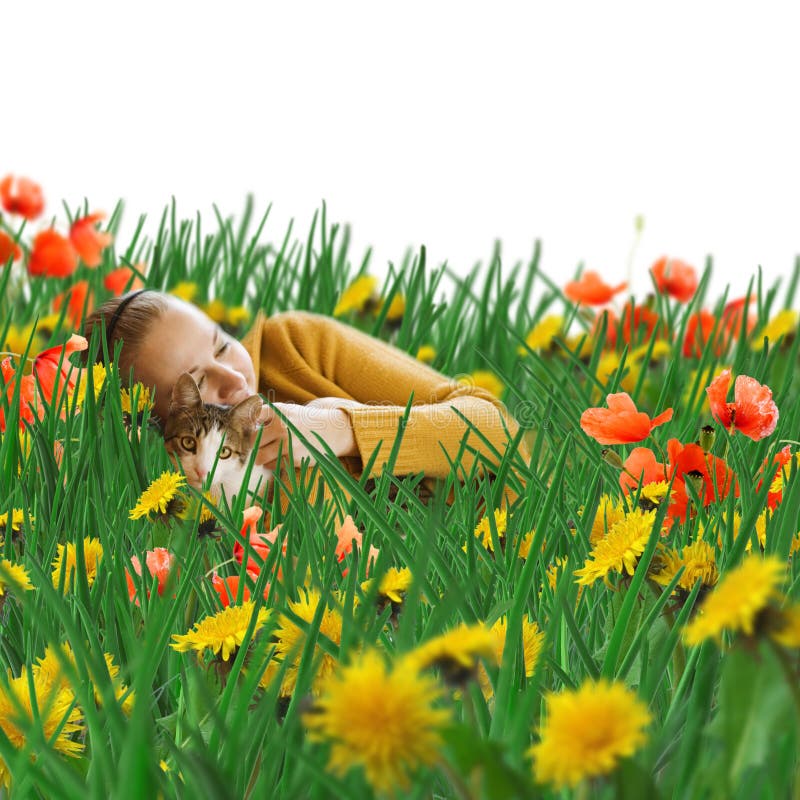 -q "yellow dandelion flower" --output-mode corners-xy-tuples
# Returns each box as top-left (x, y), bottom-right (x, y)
(488, 617), (544, 678)
(565, 331), (594, 359)
(273, 589), (344, 695)
(769, 452), (800, 496)
(120, 383), (153, 416)
(516, 529), (536, 559)
(72, 363), (107, 408)
(415, 345), (436, 363)
(0, 559), (33, 597)
(406, 623), (495, 684)
(460, 370), (504, 399)
(575, 509), (657, 587)
(361, 567), (412, 605)
(529, 679), (651, 790)
(0, 667), (84, 789)
(34, 313), (65, 339)
(129, 471), (187, 520)
(752, 309), (798, 350)
(51, 537), (104, 591)
(304, 649), (451, 794)
(2, 323), (42, 358)
(172, 602), (271, 662)
(637, 481), (672, 512)
(517, 315), (563, 356)
(333, 275), (378, 317)
(169, 281), (199, 302)
(596, 351), (638, 393)
(471, 507), (508, 551)
(710, 511), (768, 553)
(0, 508), (30, 539)
(683, 555), (785, 646)
(195, 490), (222, 539)
(203, 299), (228, 324)
(630, 340), (671, 364)
(33, 644), (134, 716)
(587, 494), (627, 545)
(226, 305), (251, 328)
(771, 604), (800, 648)
(650, 540), (718, 593)
(376, 293), (405, 321)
